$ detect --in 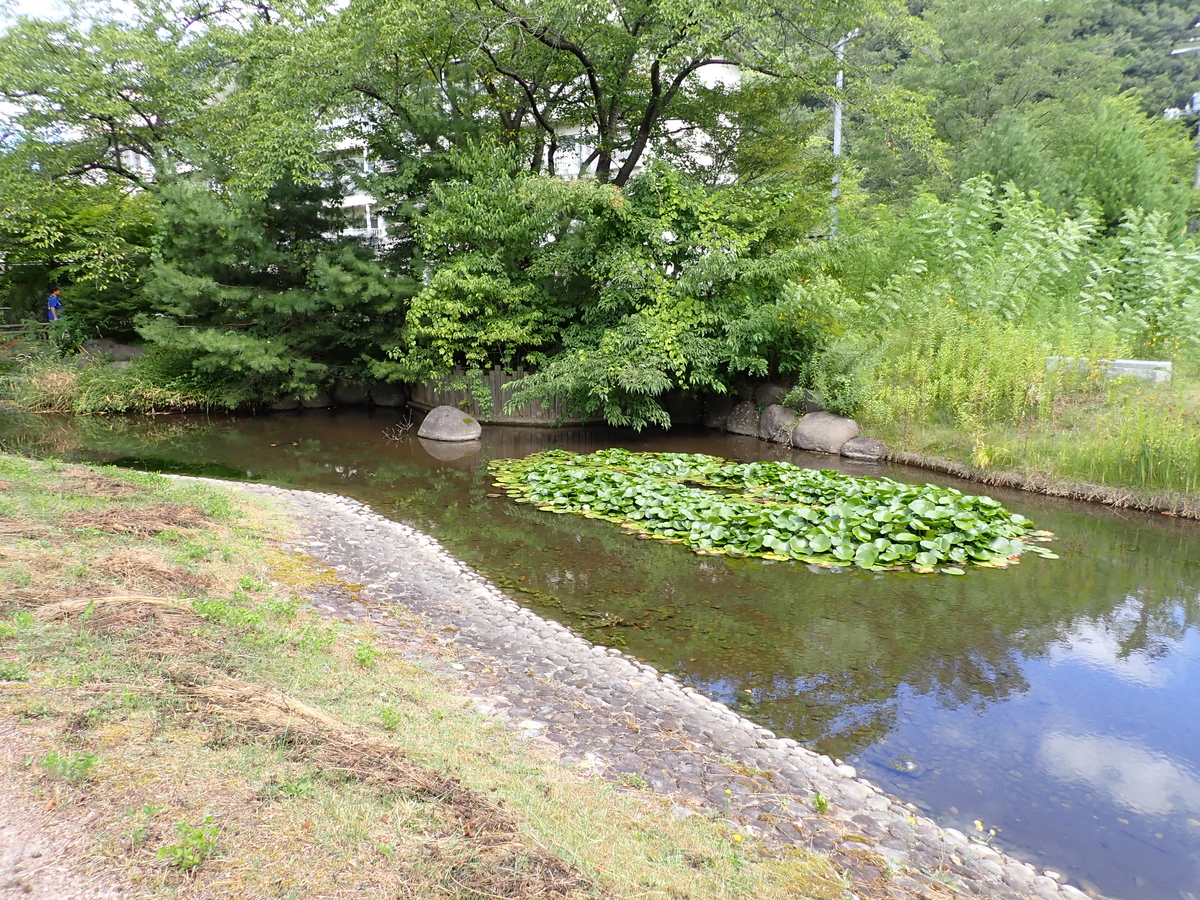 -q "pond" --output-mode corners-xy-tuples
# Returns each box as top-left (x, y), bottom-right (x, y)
(4, 407), (1199, 900)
